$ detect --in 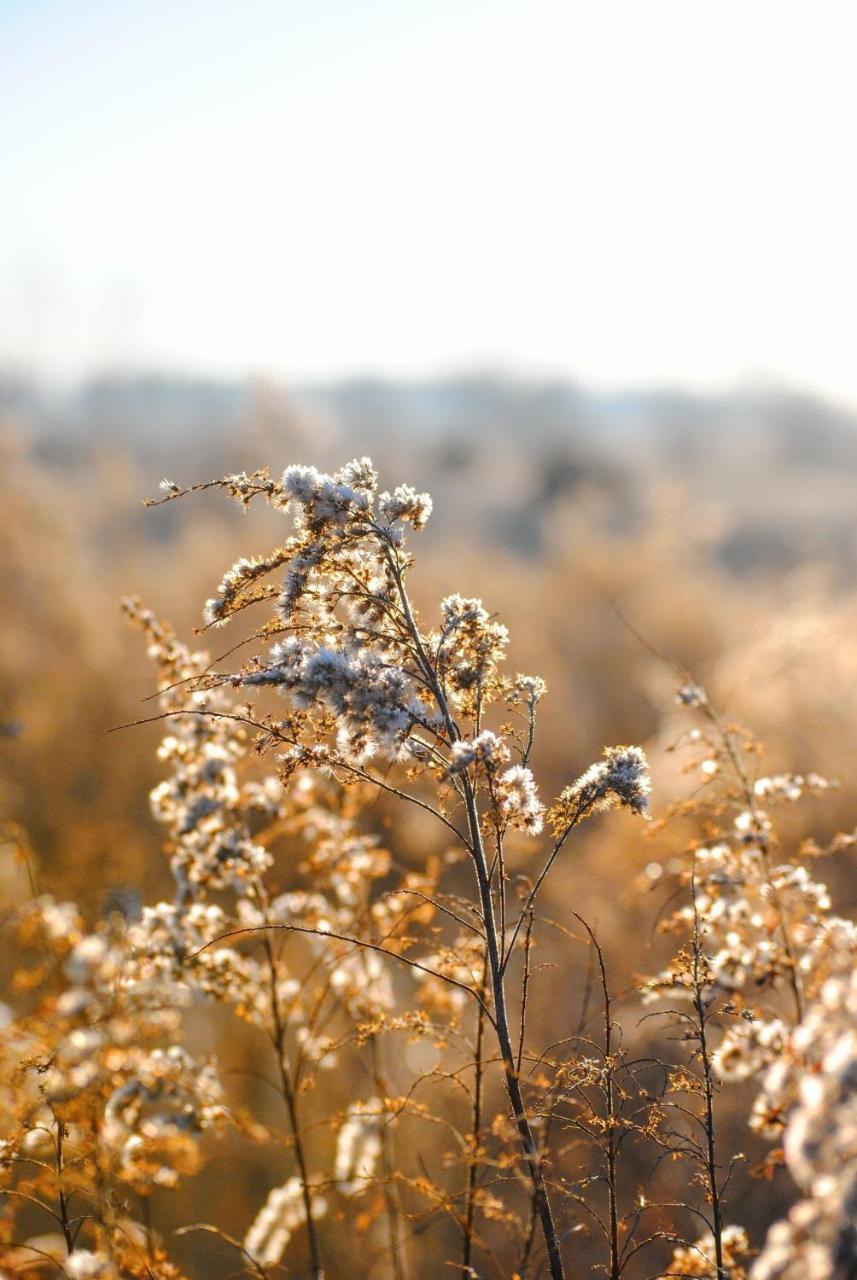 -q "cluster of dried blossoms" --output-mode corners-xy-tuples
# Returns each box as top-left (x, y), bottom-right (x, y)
(0, 587), (443, 1278)
(752, 964), (857, 1279)
(644, 682), (857, 1279)
(0, 458), (654, 1279)
(2, 455), (854, 1279)
(0, 893), (227, 1278)
(122, 600), (437, 1279)
(133, 457), (653, 1280)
